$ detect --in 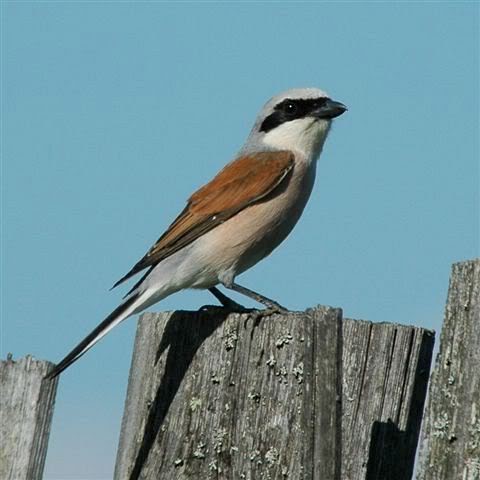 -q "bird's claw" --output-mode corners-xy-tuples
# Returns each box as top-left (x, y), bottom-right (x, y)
(245, 304), (290, 327)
